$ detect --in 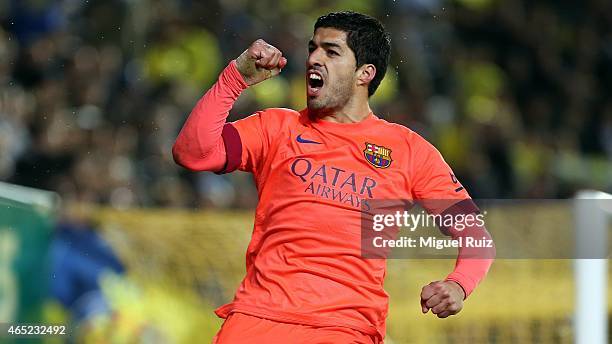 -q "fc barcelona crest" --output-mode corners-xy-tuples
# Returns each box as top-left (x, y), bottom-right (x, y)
(364, 142), (393, 168)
